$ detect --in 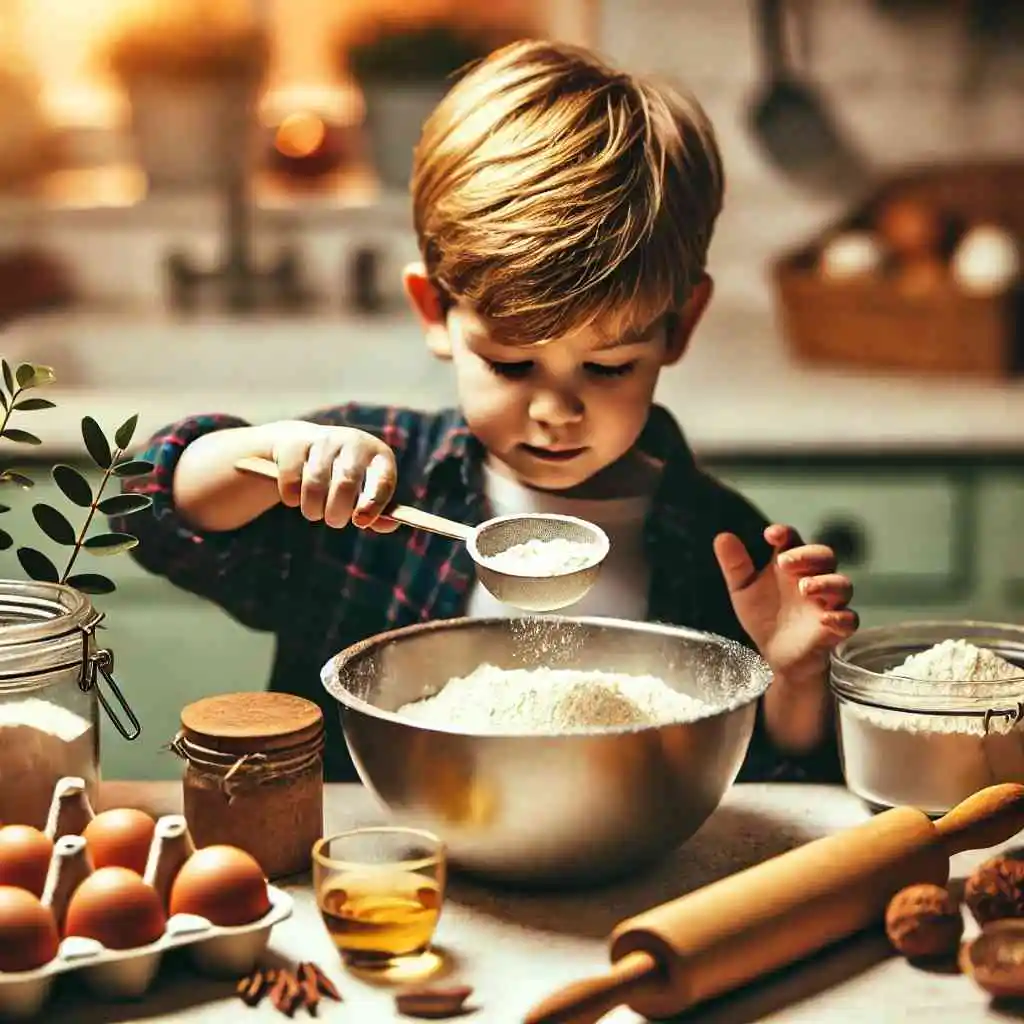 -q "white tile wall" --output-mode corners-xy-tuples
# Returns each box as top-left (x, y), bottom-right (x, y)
(596, 0), (1024, 310)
